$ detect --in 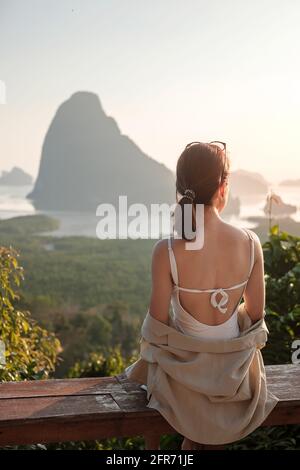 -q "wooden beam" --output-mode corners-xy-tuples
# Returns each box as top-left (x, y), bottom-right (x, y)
(0, 364), (299, 447)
